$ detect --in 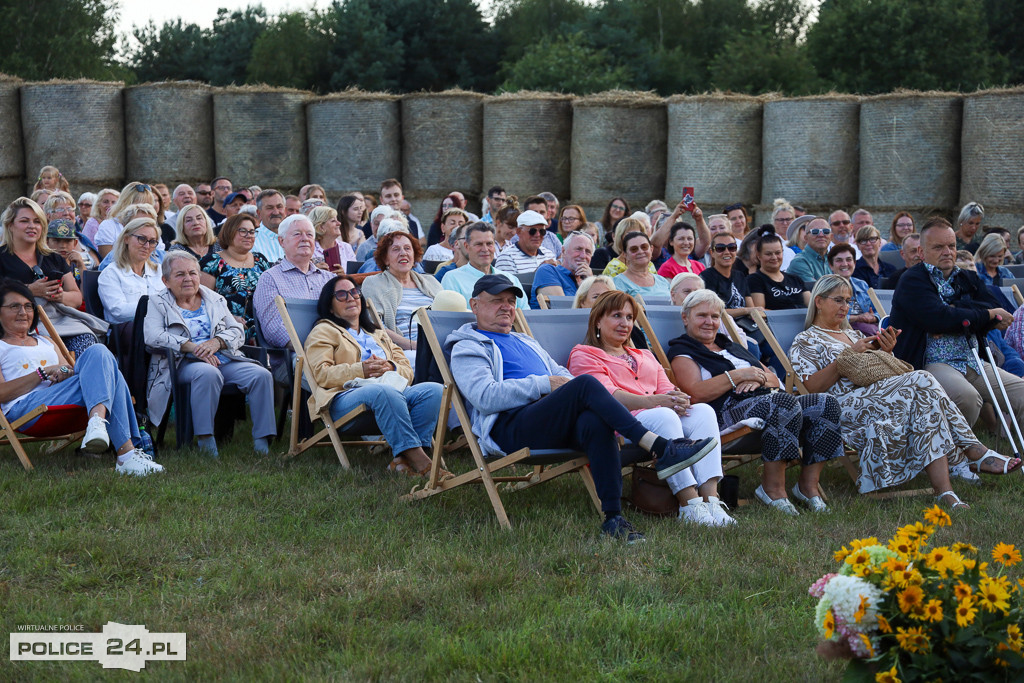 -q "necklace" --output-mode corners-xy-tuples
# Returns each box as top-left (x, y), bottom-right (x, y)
(812, 324), (850, 341)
